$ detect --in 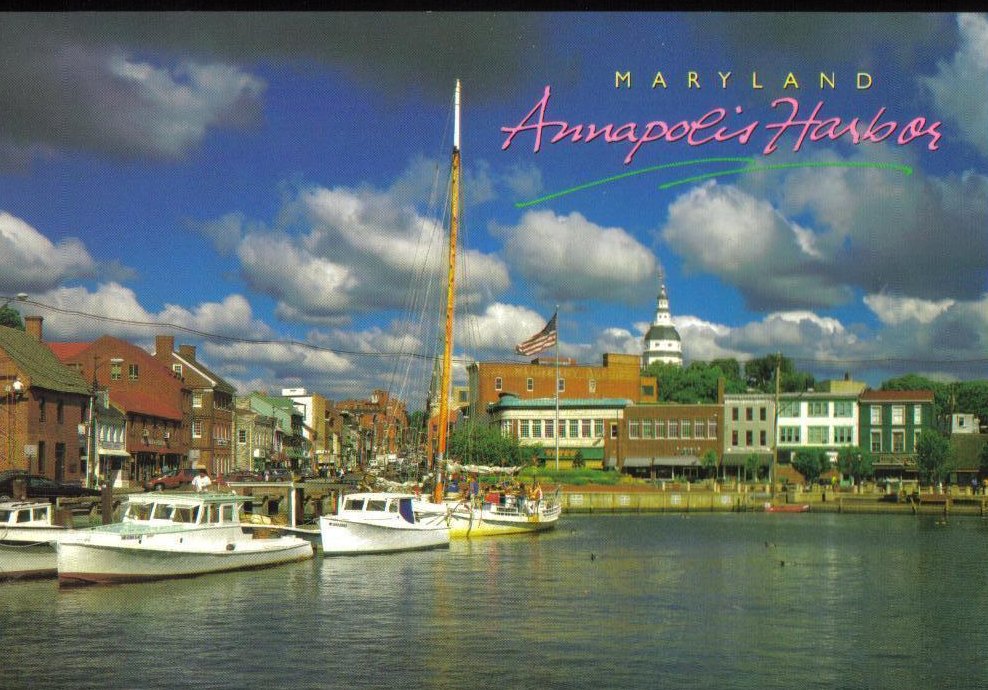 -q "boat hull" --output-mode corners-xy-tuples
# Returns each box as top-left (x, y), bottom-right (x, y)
(0, 541), (57, 580)
(764, 503), (811, 513)
(56, 529), (313, 586)
(319, 516), (449, 555)
(447, 502), (561, 538)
